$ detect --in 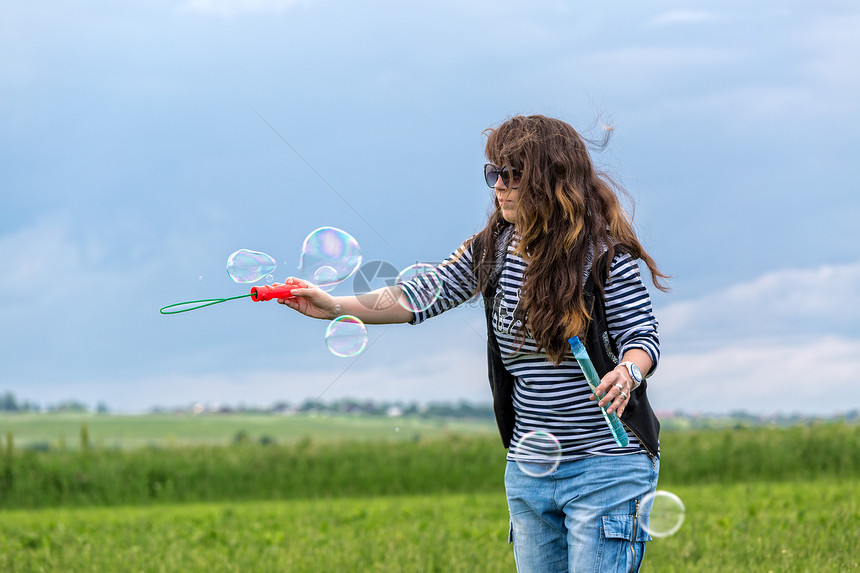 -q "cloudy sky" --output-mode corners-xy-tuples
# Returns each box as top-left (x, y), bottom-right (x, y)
(2, 0), (858, 416)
